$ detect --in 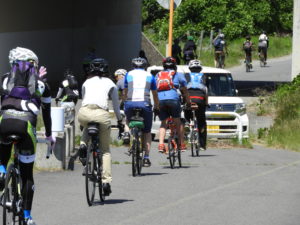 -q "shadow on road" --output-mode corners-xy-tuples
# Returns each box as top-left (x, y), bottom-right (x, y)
(103, 199), (134, 205)
(140, 172), (168, 176)
(189, 154), (216, 157)
(91, 199), (134, 206)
